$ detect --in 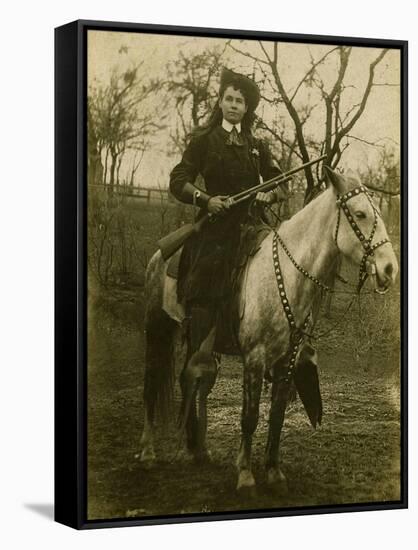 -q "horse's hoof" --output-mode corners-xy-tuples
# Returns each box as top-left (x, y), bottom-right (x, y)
(266, 468), (288, 496)
(236, 469), (257, 498)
